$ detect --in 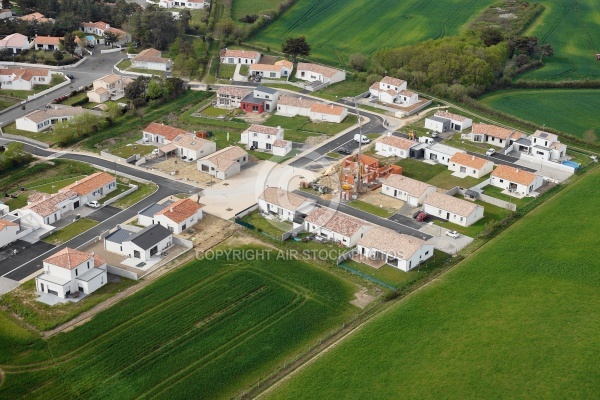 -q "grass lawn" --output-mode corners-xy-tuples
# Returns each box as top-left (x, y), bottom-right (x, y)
(239, 64), (249, 75)
(395, 158), (447, 182)
(2, 122), (55, 145)
(43, 218), (99, 245)
(268, 167), (600, 400)
(426, 169), (488, 190)
(482, 184), (535, 209)
(29, 175), (85, 193)
(443, 135), (491, 155)
(249, 0), (496, 66)
(264, 83), (304, 93)
(240, 211), (292, 237)
(359, 104), (388, 114)
(111, 181), (157, 209)
(232, 0), (281, 22)
(347, 200), (394, 218)
(432, 199), (511, 238)
(0, 245), (358, 399)
(127, 67), (164, 76)
(61, 92), (90, 106)
(263, 114), (358, 137)
(109, 143), (156, 159)
(315, 80), (369, 101)
(200, 105), (229, 117)
(343, 250), (450, 289)
(98, 183), (130, 203)
(0, 278), (137, 331)
(116, 59), (131, 69)
(479, 89), (600, 140)
(4, 193), (28, 209)
(217, 63), (237, 79)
